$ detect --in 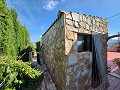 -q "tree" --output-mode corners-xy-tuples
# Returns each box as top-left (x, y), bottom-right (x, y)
(0, 0), (31, 59)
(0, 0), (16, 57)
